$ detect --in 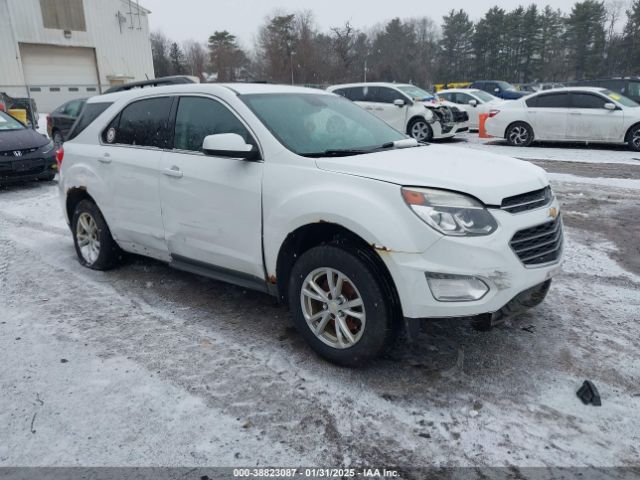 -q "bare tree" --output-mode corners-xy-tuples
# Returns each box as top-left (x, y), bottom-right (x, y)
(182, 40), (208, 80)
